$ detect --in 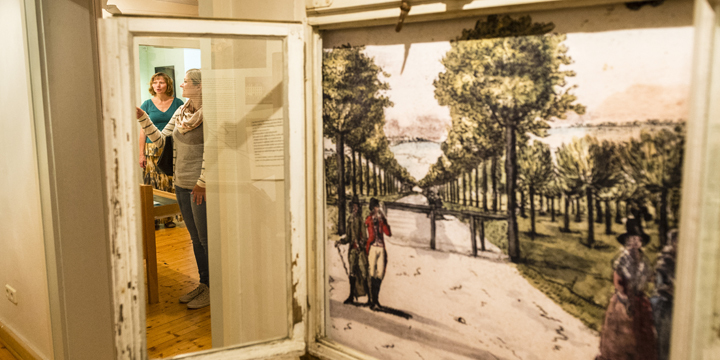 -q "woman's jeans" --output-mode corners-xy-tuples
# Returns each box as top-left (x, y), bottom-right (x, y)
(175, 186), (209, 286)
